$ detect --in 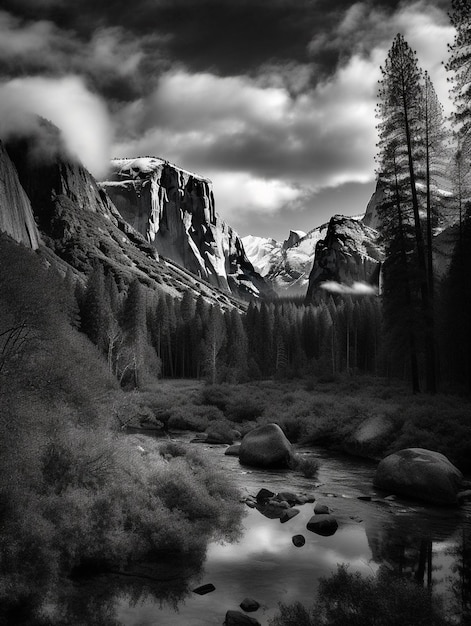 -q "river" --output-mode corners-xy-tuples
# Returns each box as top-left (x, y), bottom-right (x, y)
(110, 438), (471, 625)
